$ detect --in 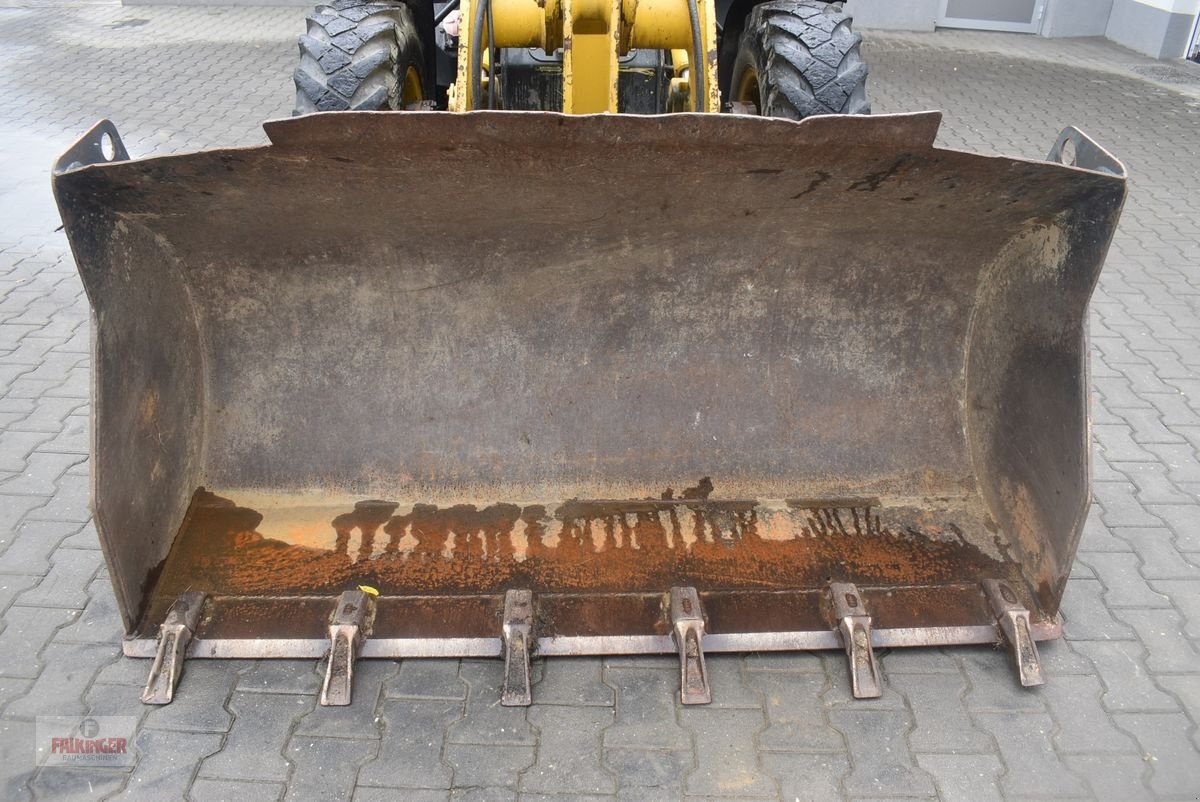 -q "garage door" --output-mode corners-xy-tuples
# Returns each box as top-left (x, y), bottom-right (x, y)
(937, 0), (1045, 32)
